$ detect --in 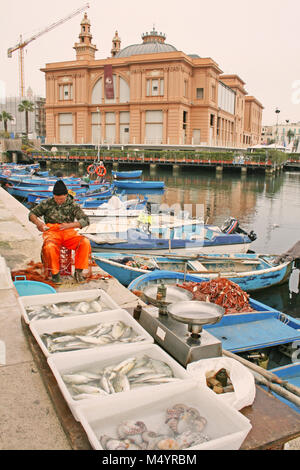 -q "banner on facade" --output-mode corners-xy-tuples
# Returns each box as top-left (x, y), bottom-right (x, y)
(104, 65), (114, 99)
